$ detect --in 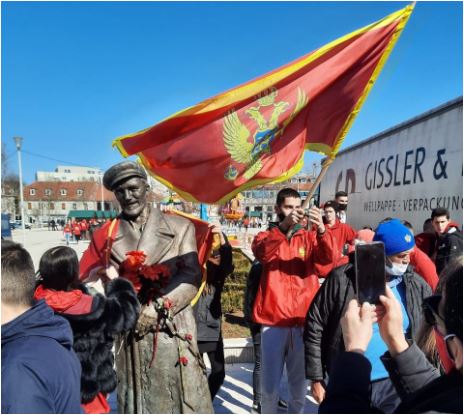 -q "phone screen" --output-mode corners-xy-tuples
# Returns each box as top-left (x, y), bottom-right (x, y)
(355, 242), (386, 305)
